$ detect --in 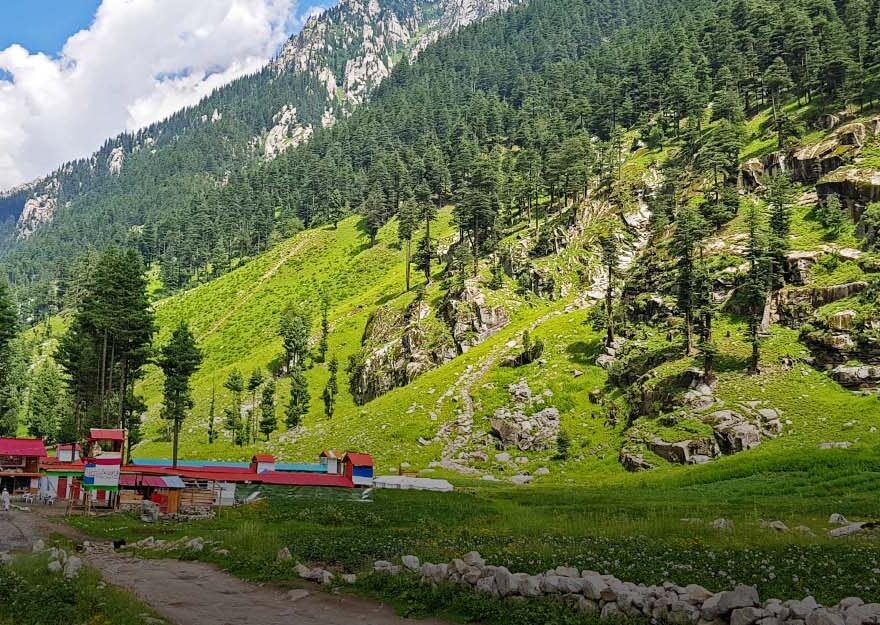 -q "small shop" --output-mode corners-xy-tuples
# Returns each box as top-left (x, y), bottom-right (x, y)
(0, 438), (46, 496)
